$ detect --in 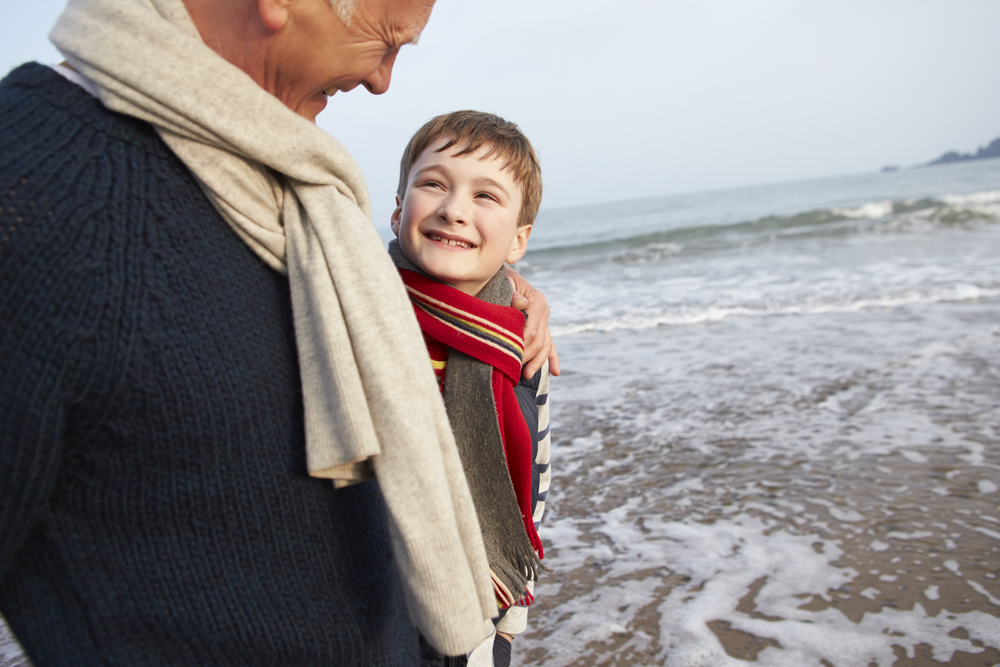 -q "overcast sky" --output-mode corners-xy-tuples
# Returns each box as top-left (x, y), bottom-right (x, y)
(5, 1), (999, 234)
